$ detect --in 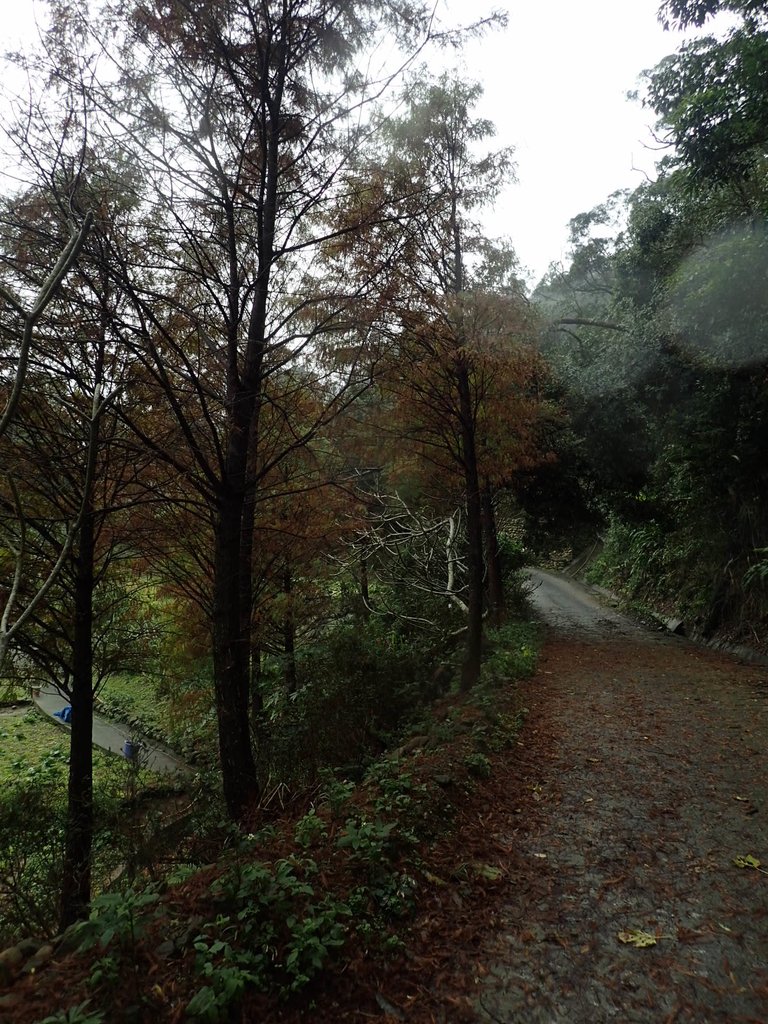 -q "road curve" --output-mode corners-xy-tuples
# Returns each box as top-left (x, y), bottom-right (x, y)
(34, 685), (190, 777)
(525, 567), (649, 641)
